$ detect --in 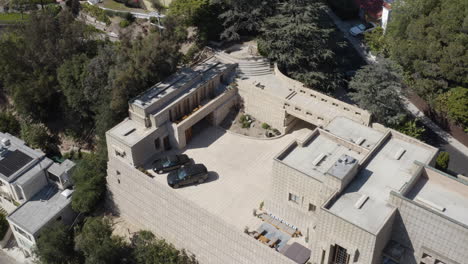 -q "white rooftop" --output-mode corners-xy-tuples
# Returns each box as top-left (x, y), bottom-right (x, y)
(279, 131), (365, 181)
(8, 185), (72, 235)
(406, 166), (468, 226)
(326, 117), (384, 150)
(107, 118), (156, 147)
(328, 133), (437, 234)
